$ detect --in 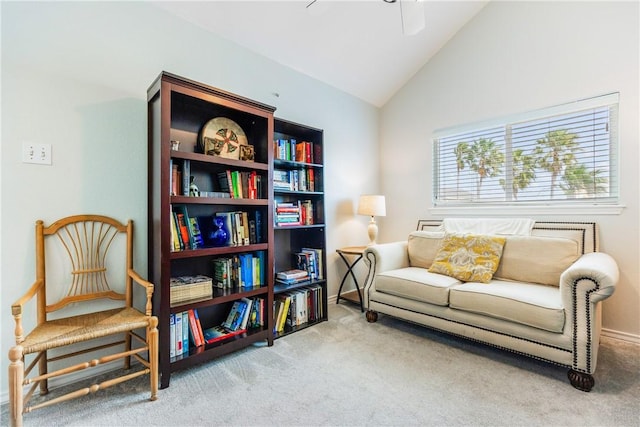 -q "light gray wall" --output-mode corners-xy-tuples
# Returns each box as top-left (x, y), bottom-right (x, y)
(0, 2), (378, 400)
(379, 1), (639, 338)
